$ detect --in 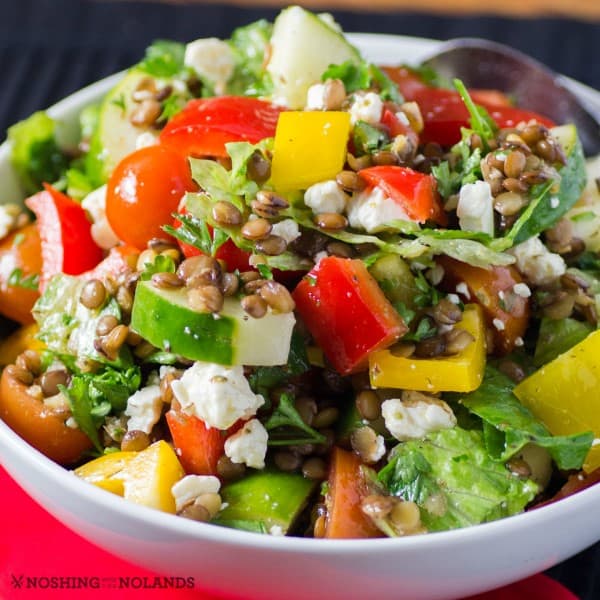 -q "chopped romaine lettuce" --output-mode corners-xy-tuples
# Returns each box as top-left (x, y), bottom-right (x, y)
(378, 427), (538, 532)
(534, 317), (593, 366)
(138, 40), (186, 78)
